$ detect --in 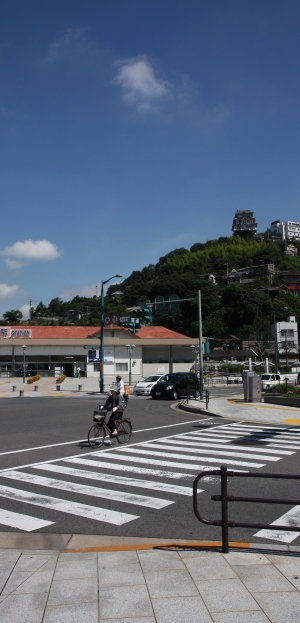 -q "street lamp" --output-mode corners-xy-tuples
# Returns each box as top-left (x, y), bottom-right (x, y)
(22, 344), (26, 383)
(99, 274), (122, 392)
(126, 343), (136, 385)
